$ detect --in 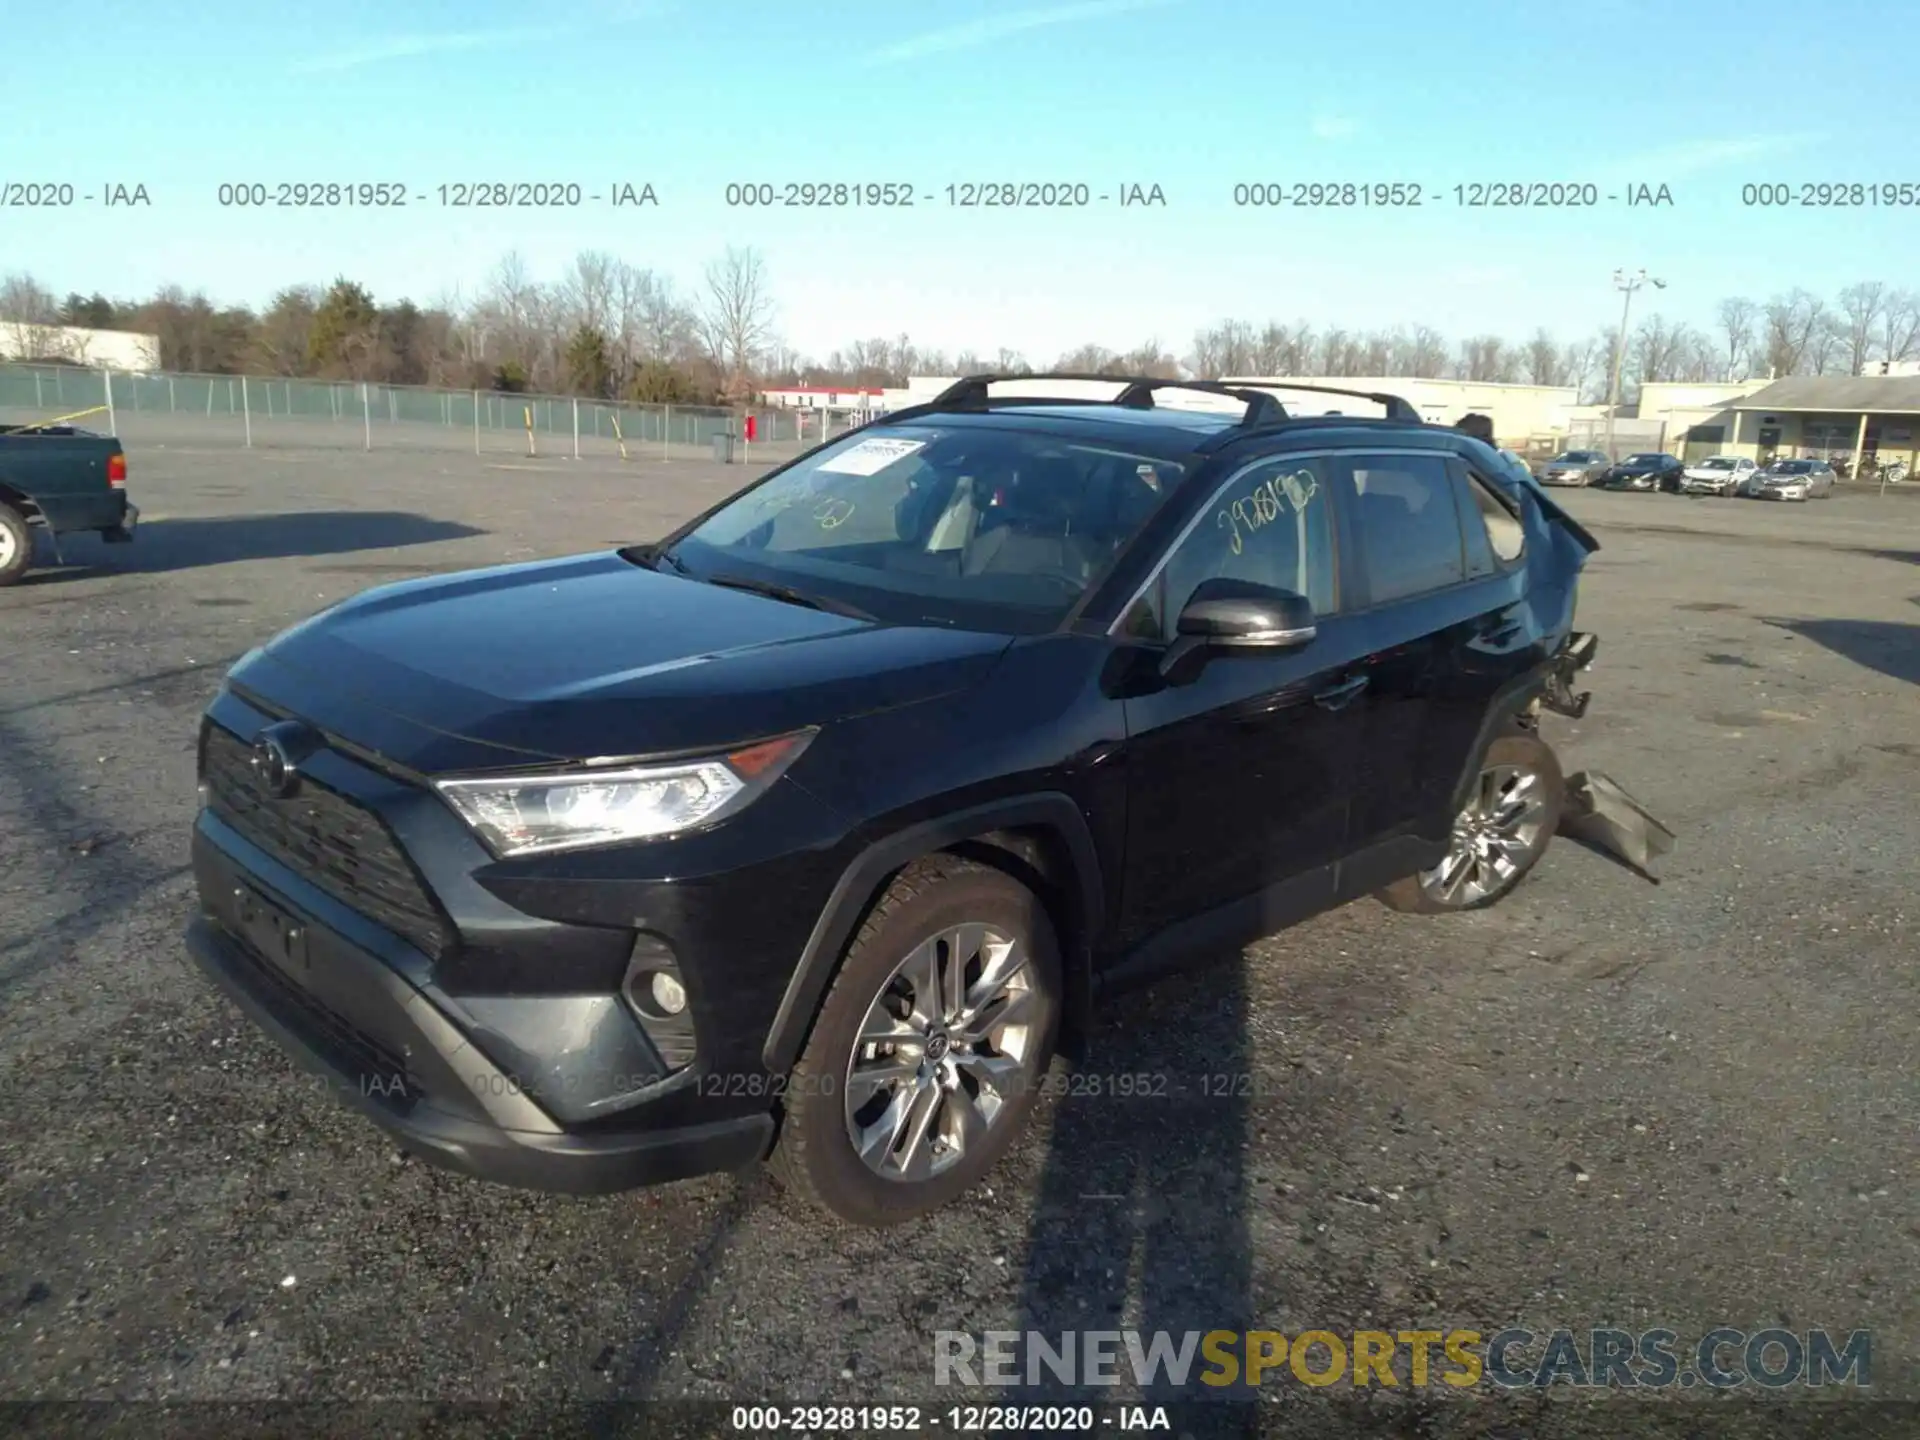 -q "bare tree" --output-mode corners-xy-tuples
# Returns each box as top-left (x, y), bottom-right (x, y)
(1402, 325), (1450, 378)
(1455, 335), (1506, 382)
(1631, 314), (1689, 384)
(1050, 343), (1115, 373)
(1523, 328), (1566, 386)
(0, 272), (61, 360)
(1119, 339), (1180, 377)
(697, 245), (776, 399)
(1806, 312), (1845, 375)
(1762, 288), (1826, 376)
(1881, 289), (1920, 363)
(1837, 281), (1887, 375)
(1713, 297), (1758, 380)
